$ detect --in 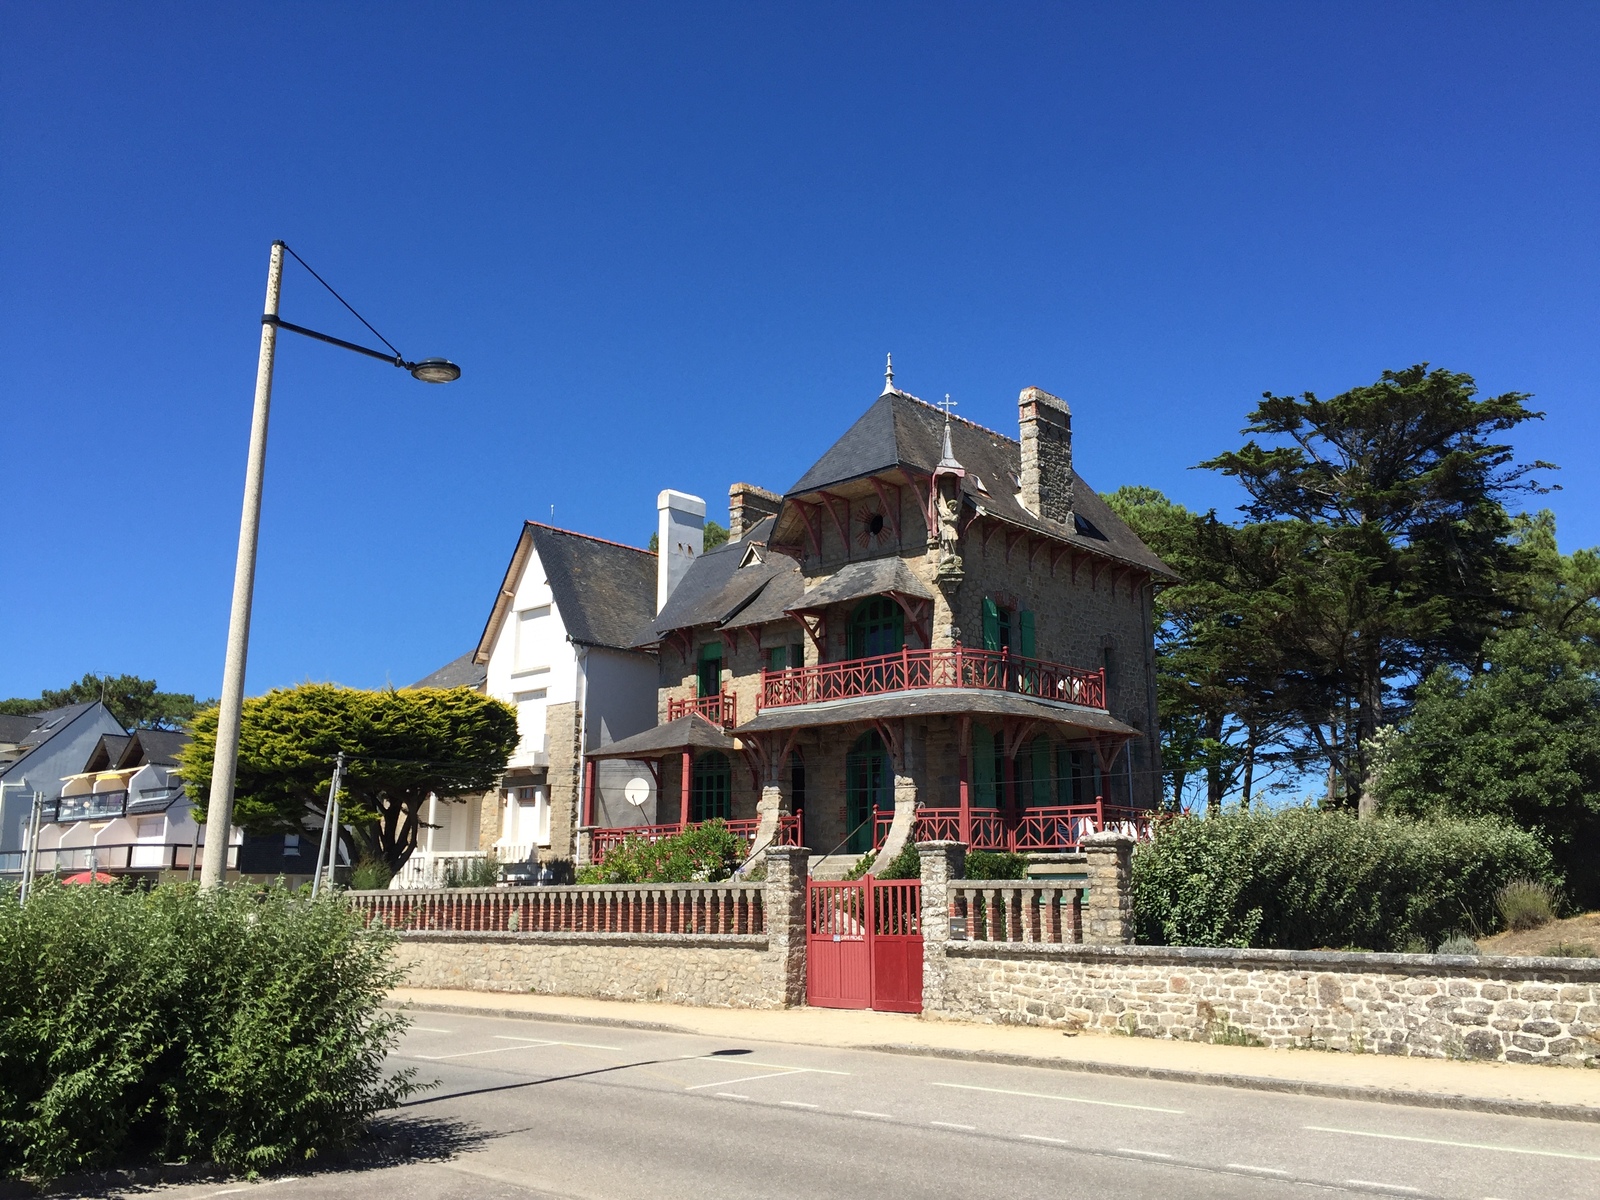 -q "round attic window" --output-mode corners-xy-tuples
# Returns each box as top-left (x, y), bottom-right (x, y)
(867, 513), (885, 536)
